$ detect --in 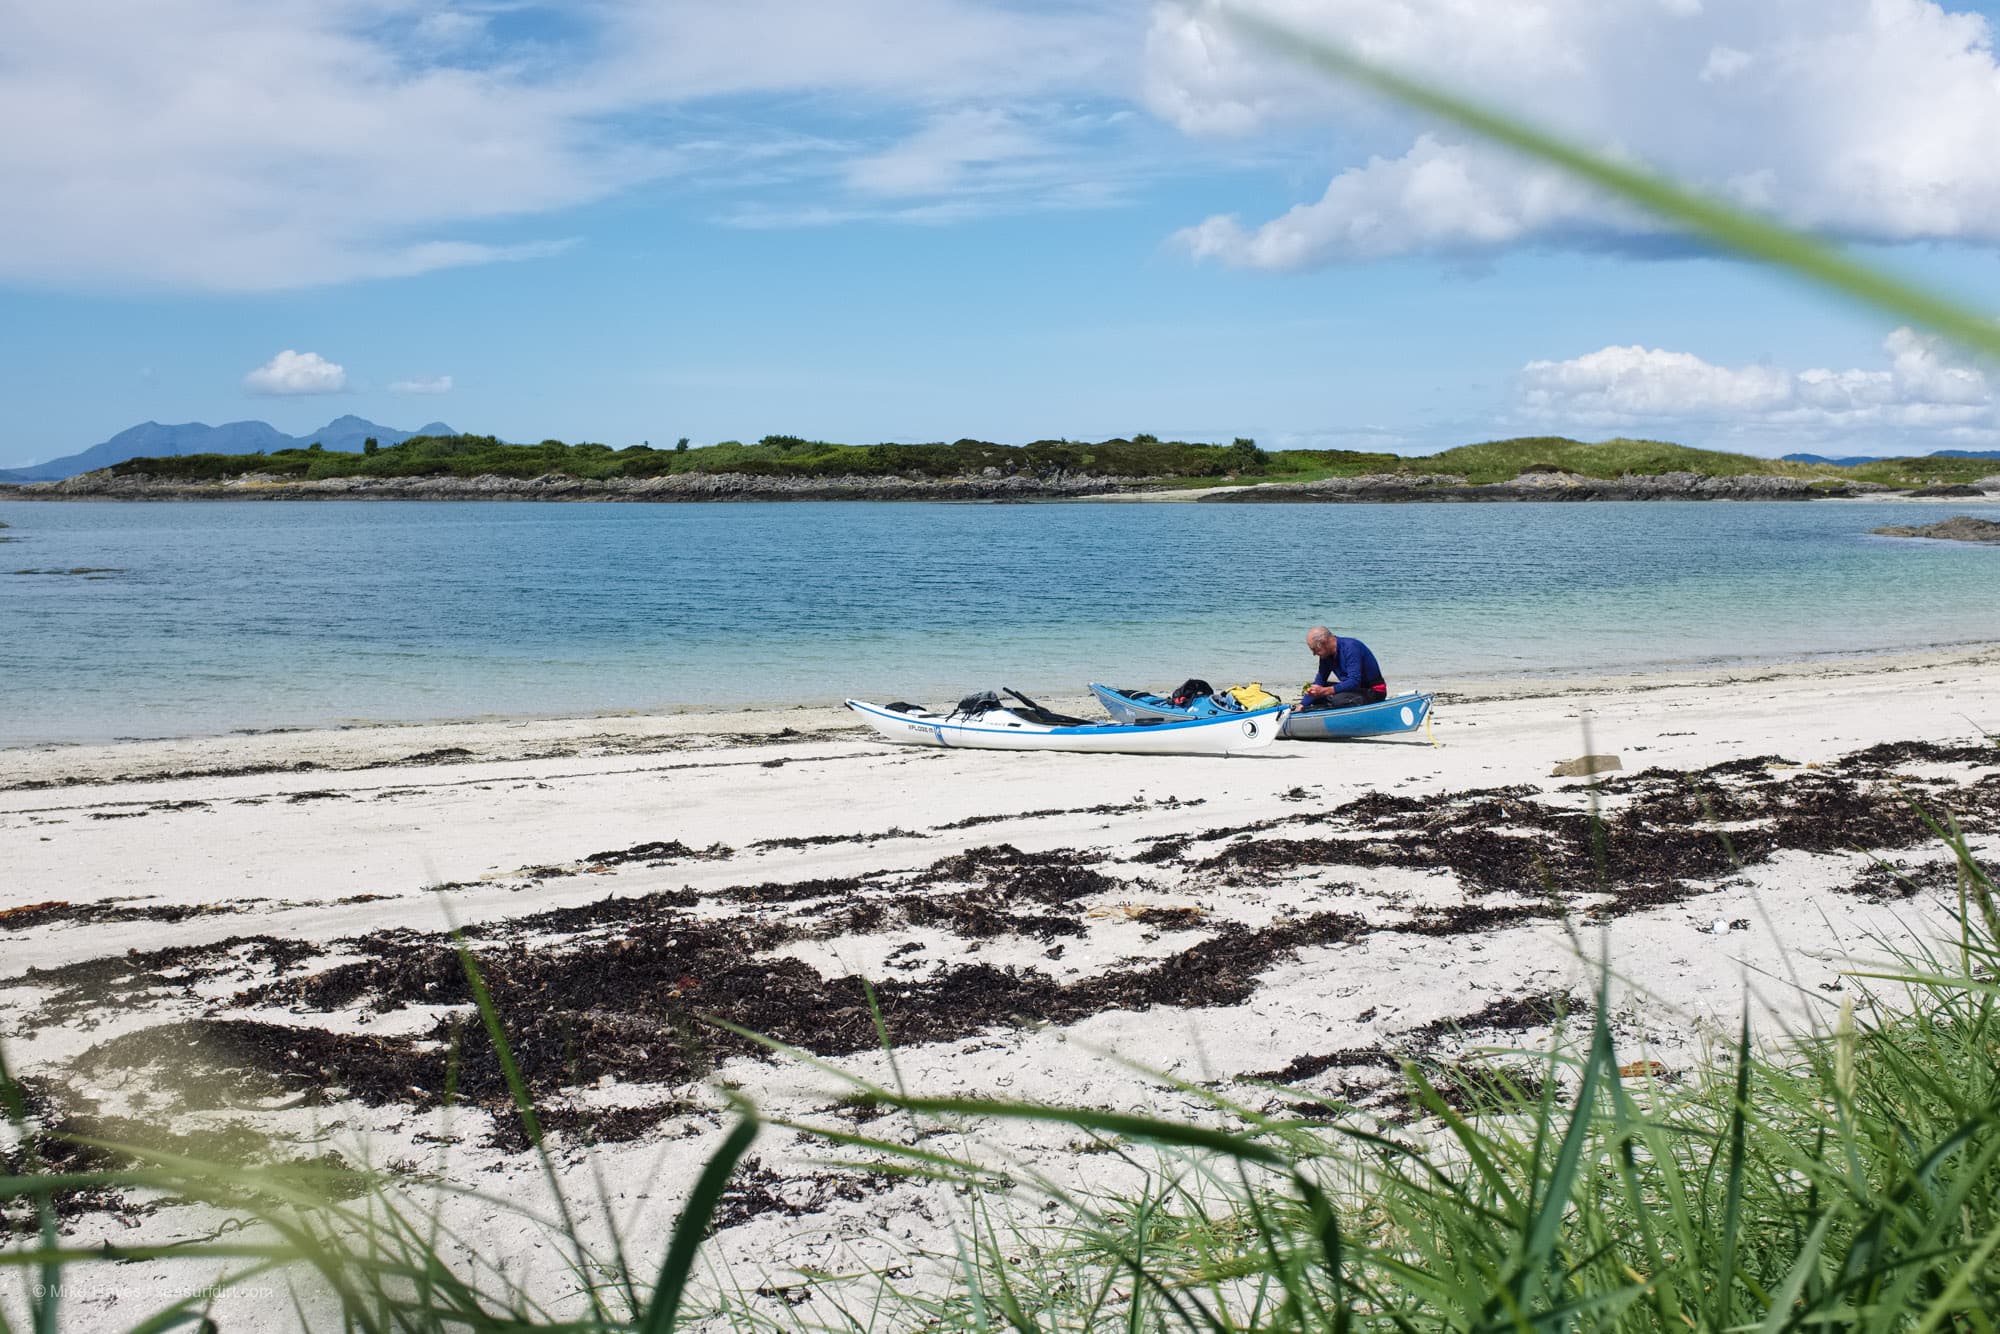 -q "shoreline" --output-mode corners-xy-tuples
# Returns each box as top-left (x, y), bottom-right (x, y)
(7, 641), (1997, 782)
(6, 469), (1998, 505)
(7, 640), (1992, 768)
